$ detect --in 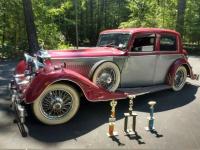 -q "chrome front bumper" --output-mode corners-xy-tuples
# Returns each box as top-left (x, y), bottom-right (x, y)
(9, 79), (26, 124)
(9, 78), (28, 137)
